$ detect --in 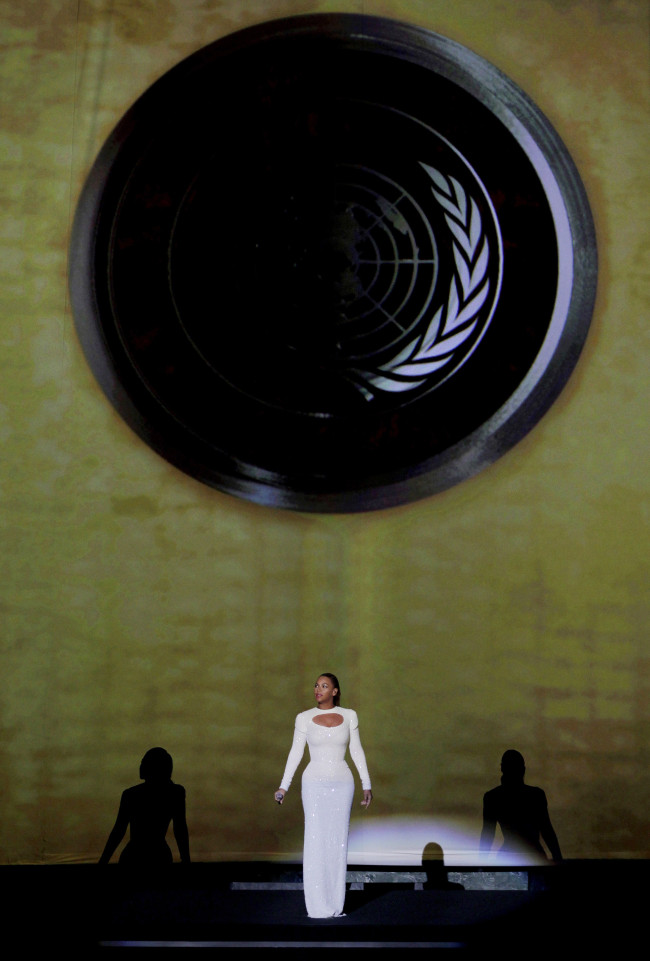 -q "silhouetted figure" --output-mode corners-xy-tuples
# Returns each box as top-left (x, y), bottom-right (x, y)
(480, 750), (562, 862)
(99, 747), (190, 865)
(421, 842), (464, 890)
